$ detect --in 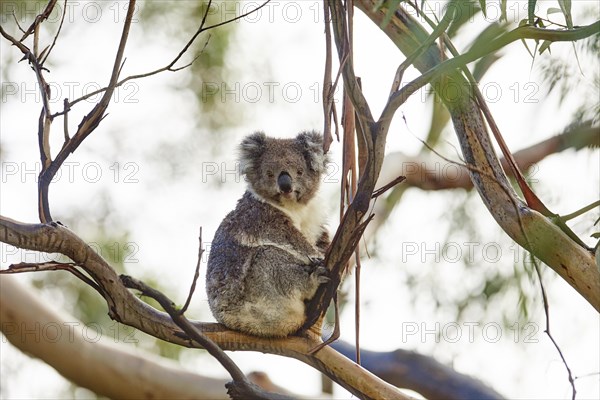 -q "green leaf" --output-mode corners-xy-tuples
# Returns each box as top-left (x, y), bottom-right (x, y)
(531, 39), (540, 70)
(500, 0), (508, 22)
(447, 0), (482, 37)
(468, 22), (508, 53)
(539, 40), (552, 54)
(478, 0), (487, 18)
(472, 53), (501, 81)
(518, 19), (535, 58)
(528, 0), (537, 25)
(547, 7), (562, 15)
(557, 0), (573, 29)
